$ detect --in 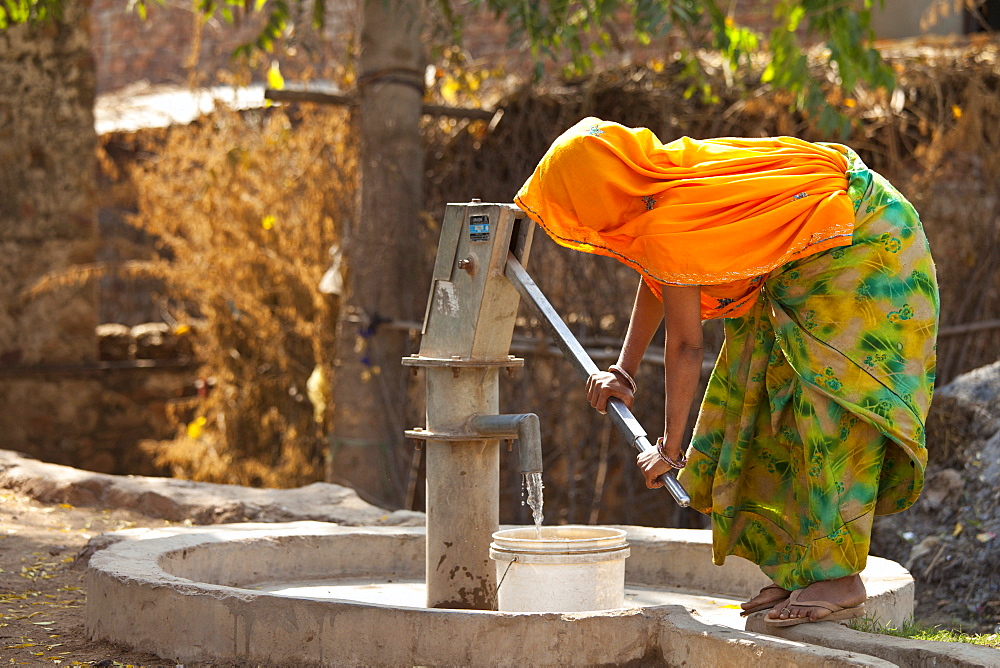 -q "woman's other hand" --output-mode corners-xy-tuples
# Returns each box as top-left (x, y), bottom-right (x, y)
(586, 371), (634, 414)
(637, 447), (671, 489)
